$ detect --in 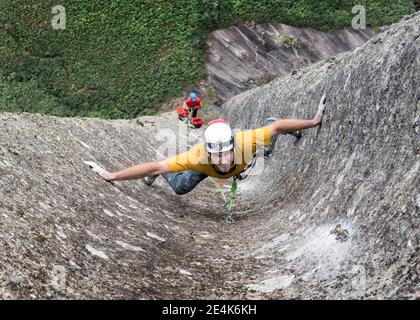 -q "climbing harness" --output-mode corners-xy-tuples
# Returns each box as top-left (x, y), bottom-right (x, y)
(236, 152), (258, 181)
